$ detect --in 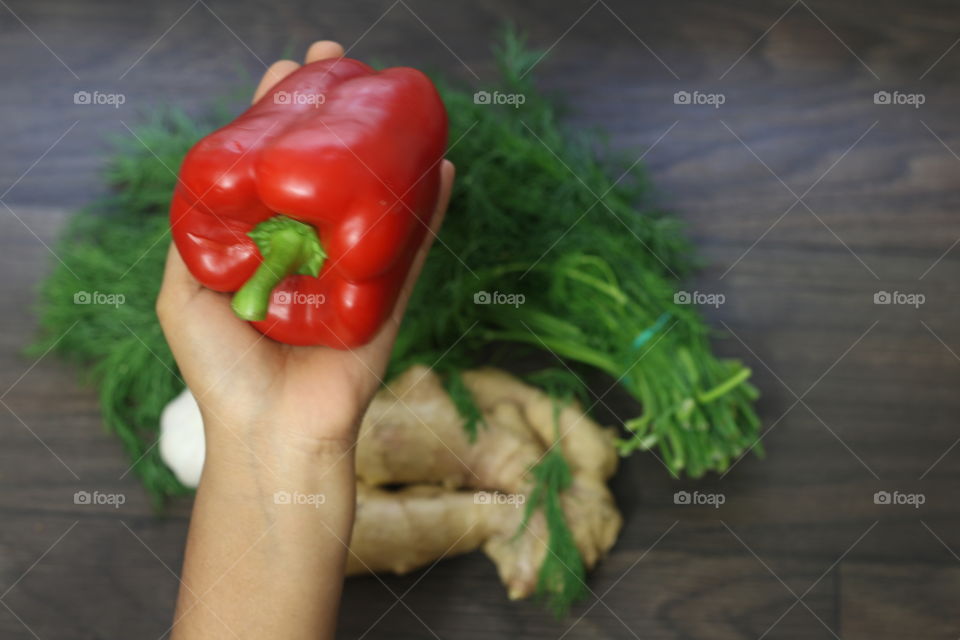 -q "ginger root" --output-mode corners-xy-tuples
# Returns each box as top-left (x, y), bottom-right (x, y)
(349, 366), (622, 601)
(355, 366), (545, 492)
(159, 365), (623, 603)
